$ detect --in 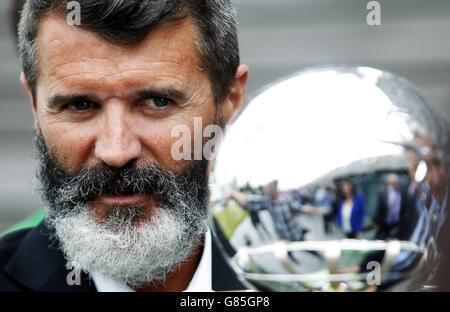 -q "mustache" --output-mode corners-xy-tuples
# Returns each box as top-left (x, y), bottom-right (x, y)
(34, 135), (209, 208)
(58, 161), (176, 203)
